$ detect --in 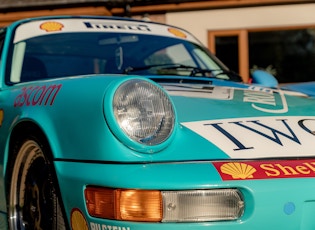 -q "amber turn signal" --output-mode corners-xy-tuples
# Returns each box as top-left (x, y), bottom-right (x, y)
(85, 187), (162, 222)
